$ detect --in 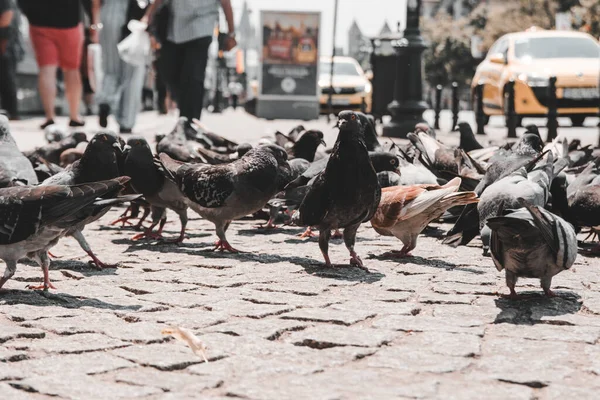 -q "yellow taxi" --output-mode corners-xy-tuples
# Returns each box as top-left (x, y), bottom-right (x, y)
(471, 28), (599, 126)
(319, 56), (372, 114)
